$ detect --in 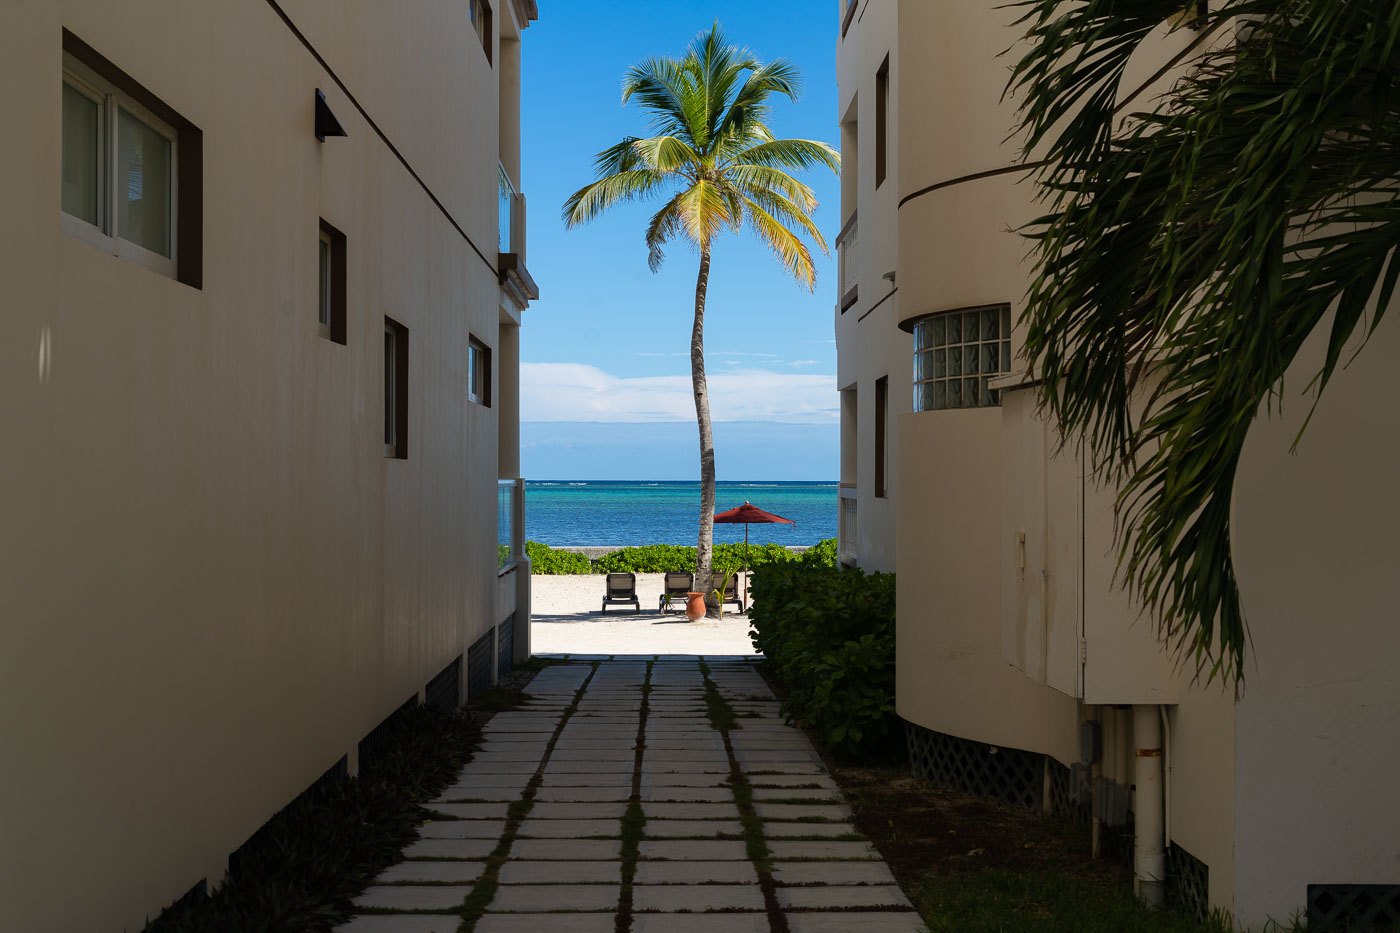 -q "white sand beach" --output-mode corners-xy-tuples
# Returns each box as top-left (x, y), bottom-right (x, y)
(529, 572), (760, 657)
